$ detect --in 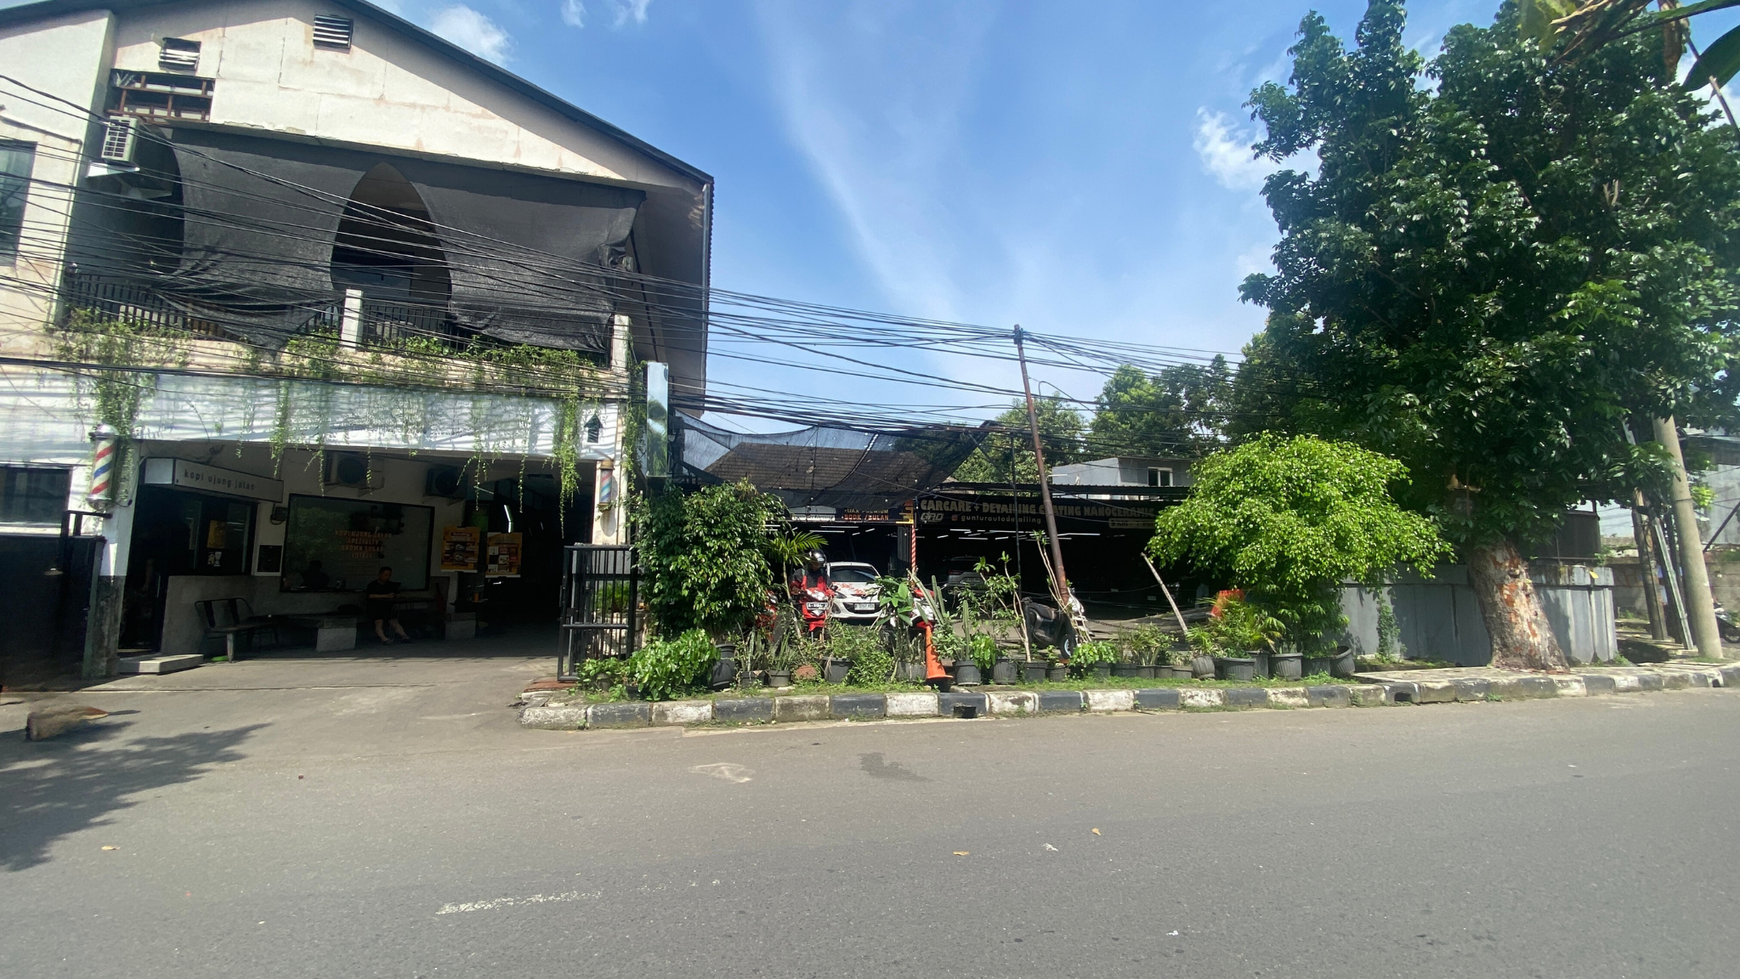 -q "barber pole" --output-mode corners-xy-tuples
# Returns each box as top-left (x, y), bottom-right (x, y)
(88, 427), (117, 504)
